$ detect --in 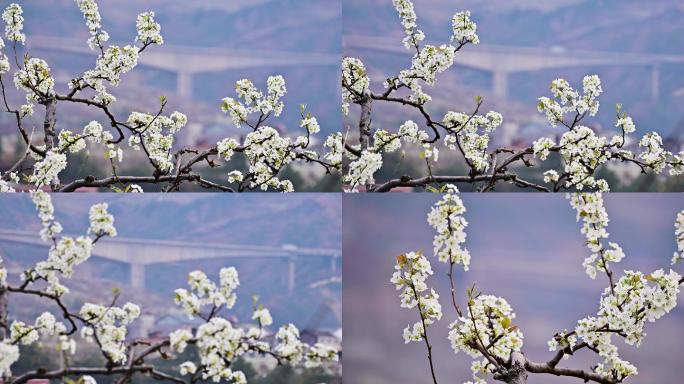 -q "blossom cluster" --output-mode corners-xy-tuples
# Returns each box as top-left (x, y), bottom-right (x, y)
(0, 172), (18, 192)
(0, 340), (19, 377)
(448, 295), (524, 382)
(1, 312), (70, 376)
(344, 150), (382, 191)
(567, 193), (619, 279)
(2, 3), (25, 44)
(572, 268), (681, 381)
(535, 75), (684, 190)
(73, 1), (162, 105)
(323, 132), (343, 169)
(341, 57), (370, 115)
(170, 269), (338, 382)
(136, 12), (163, 46)
(81, 44), (139, 105)
(562, 194), (684, 381)
(174, 268), (240, 318)
(80, 302), (141, 364)
(241, 126), (297, 192)
(29, 150), (67, 187)
(88, 203), (117, 237)
(75, 0), (109, 49)
(443, 110), (502, 172)
(221, 76), (286, 128)
(14, 57), (55, 107)
(23, 191), (116, 297)
(390, 251), (443, 343)
(426, 185), (471, 269)
(392, 0), (424, 49)
(343, 119), (440, 191)
(673, 210), (684, 265)
(127, 111), (188, 172)
(214, 76), (337, 191)
(388, 0), (478, 104)
(452, 11), (479, 45)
